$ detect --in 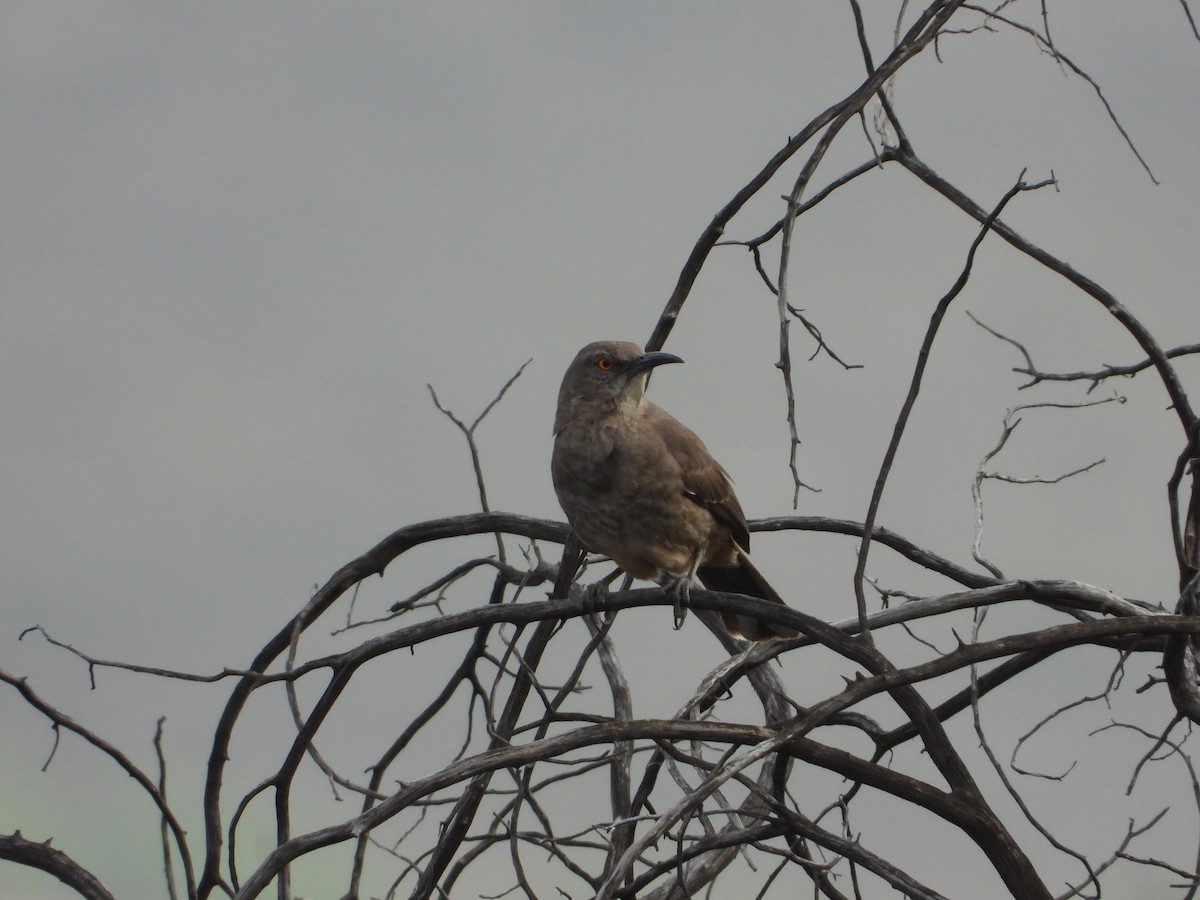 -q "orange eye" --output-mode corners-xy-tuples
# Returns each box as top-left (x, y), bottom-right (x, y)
(596, 357), (613, 372)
